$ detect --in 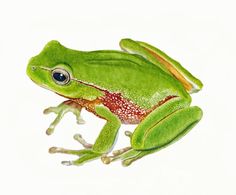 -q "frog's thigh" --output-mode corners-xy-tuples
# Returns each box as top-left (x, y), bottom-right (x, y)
(131, 105), (203, 150)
